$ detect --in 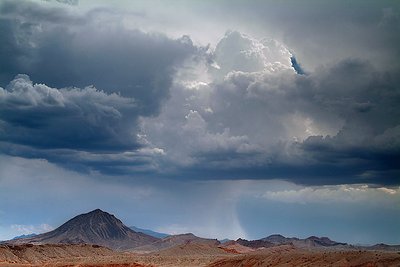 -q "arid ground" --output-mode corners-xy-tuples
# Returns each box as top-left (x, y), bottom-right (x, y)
(1, 243), (400, 267)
